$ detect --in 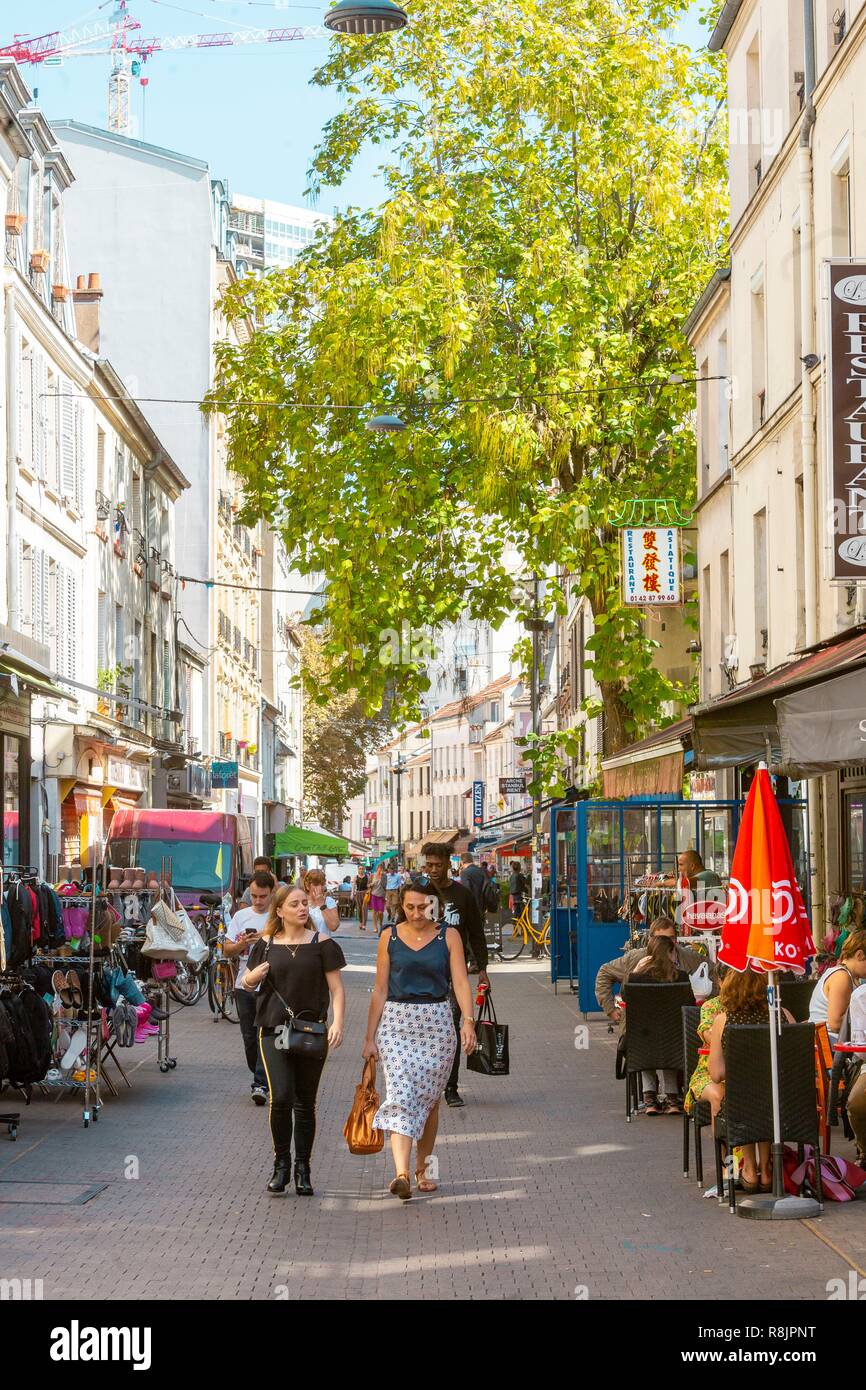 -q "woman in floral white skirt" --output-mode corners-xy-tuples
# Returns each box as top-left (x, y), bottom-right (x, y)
(363, 876), (476, 1199)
